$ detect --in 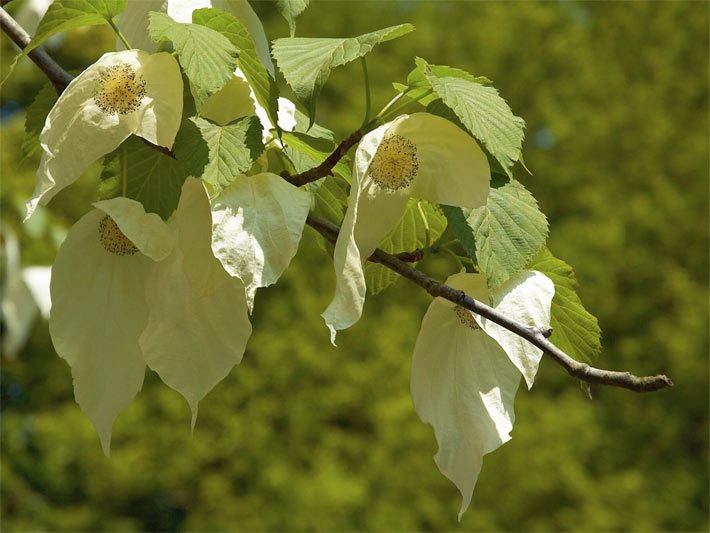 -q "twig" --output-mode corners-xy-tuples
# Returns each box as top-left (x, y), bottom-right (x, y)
(306, 215), (673, 393)
(0, 9), (673, 393)
(0, 7), (73, 93)
(281, 130), (363, 186)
